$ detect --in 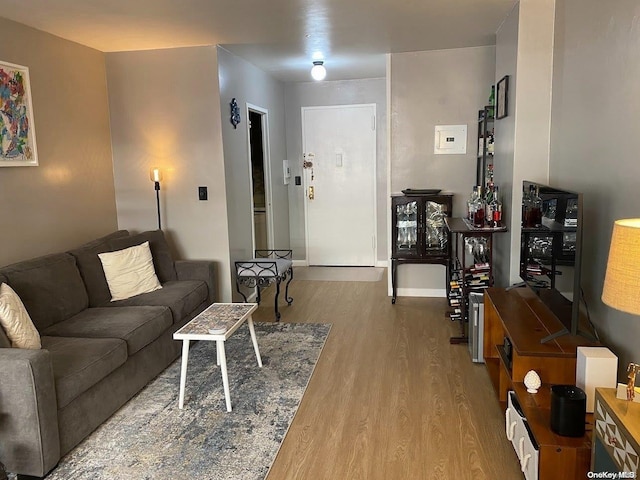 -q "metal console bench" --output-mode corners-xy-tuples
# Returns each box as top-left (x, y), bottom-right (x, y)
(235, 249), (294, 321)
